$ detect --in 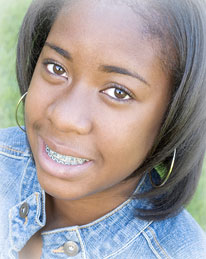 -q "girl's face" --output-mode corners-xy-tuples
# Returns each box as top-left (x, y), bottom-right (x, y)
(25, 0), (171, 200)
